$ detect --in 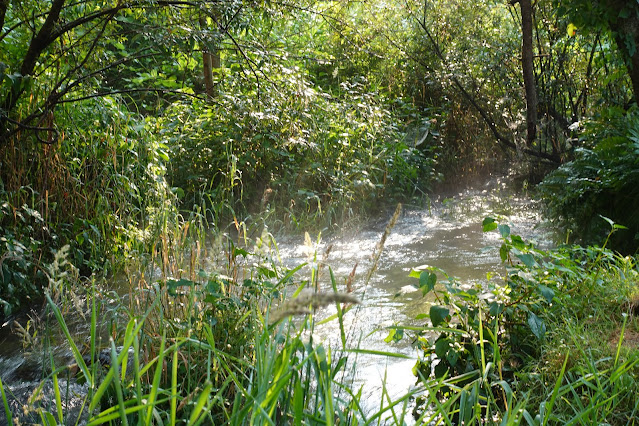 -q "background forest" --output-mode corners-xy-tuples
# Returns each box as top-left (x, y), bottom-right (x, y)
(1, 0), (639, 424)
